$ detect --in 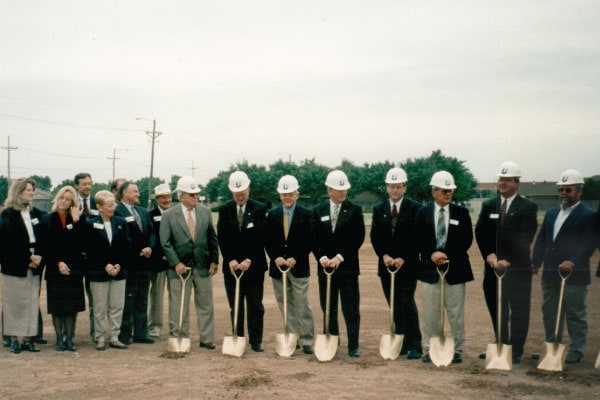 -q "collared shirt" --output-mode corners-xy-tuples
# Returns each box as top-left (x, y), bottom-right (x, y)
(283, 203), (296, 228)
(553, 201), (580, 240)
(389, 197), (403, 214)
(181, 203), (196, 224)
(20, 207), (36, 245)
(122, 202), (135, 215)
(501, 193), (517, 213)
